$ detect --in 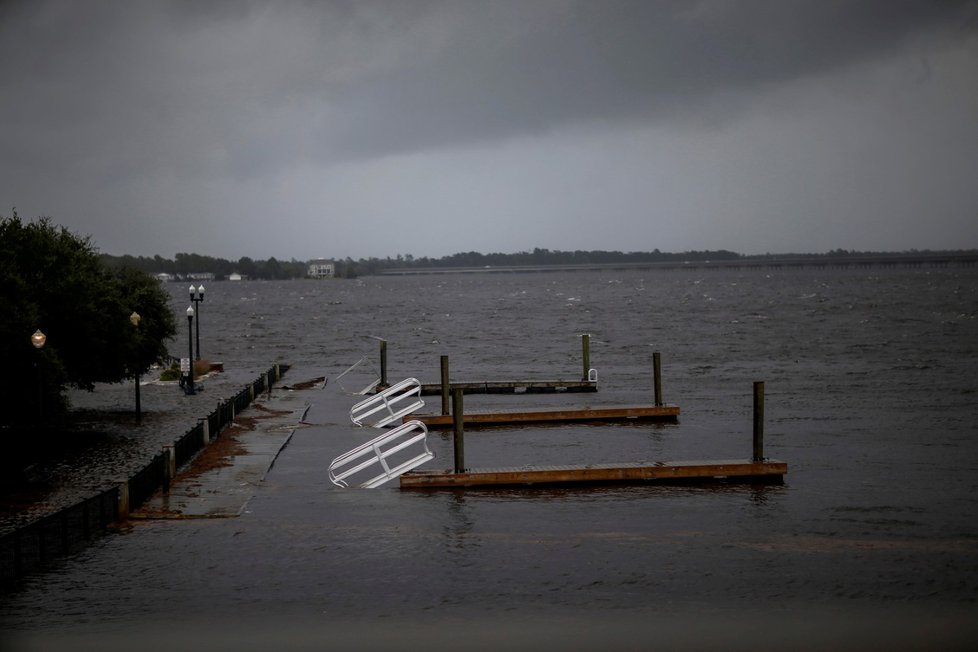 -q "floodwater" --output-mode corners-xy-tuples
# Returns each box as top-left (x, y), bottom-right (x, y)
(3, 268), (978, 649)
